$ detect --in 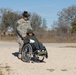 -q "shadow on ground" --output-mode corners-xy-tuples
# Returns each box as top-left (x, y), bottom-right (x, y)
(12, 52), (19, 58)
(12, 52), (46, 63)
